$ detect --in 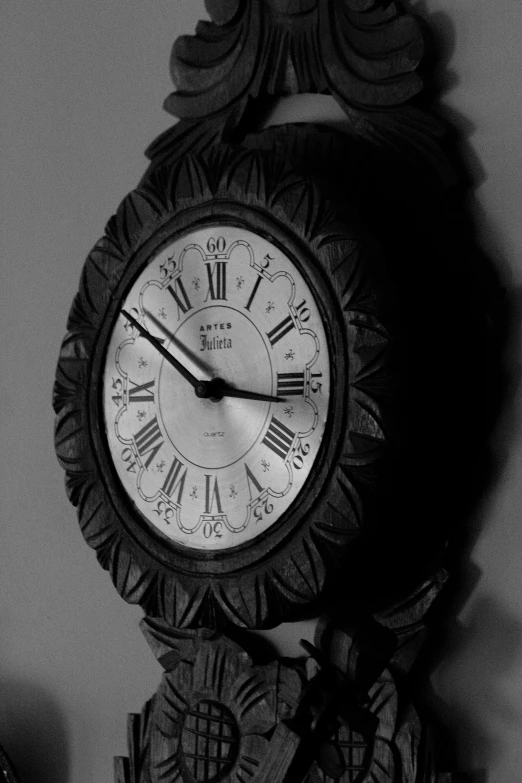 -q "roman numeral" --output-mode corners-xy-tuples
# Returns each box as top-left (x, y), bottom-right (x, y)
(134, 416), (163, 469)
(128, 378), (155, 403)
(276, 372), (305, 396)
(244, 275), (262, 311)
(162, 457), (187, 504)
(167, 277), (192, 320)
(204, 475), (223, 514)
(204, 261), (227, 301)
(245, 463), (264, 500)
(266, 314), (295, 346)
(262, 416), (295, 460)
